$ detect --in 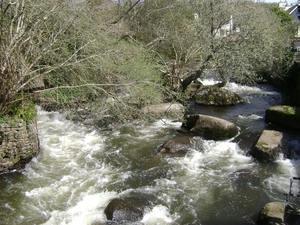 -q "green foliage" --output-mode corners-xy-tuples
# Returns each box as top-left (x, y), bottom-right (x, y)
(283, 106), (295, 115)
(282, 50), (295, 74)
(0, 115), (9, 125)
(7, 99), (37, 125)
(124, 0), (294, 87)
(0, 0), (167, 120)
(1, 0), (295, 121)
(271, 6), (292, 26)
